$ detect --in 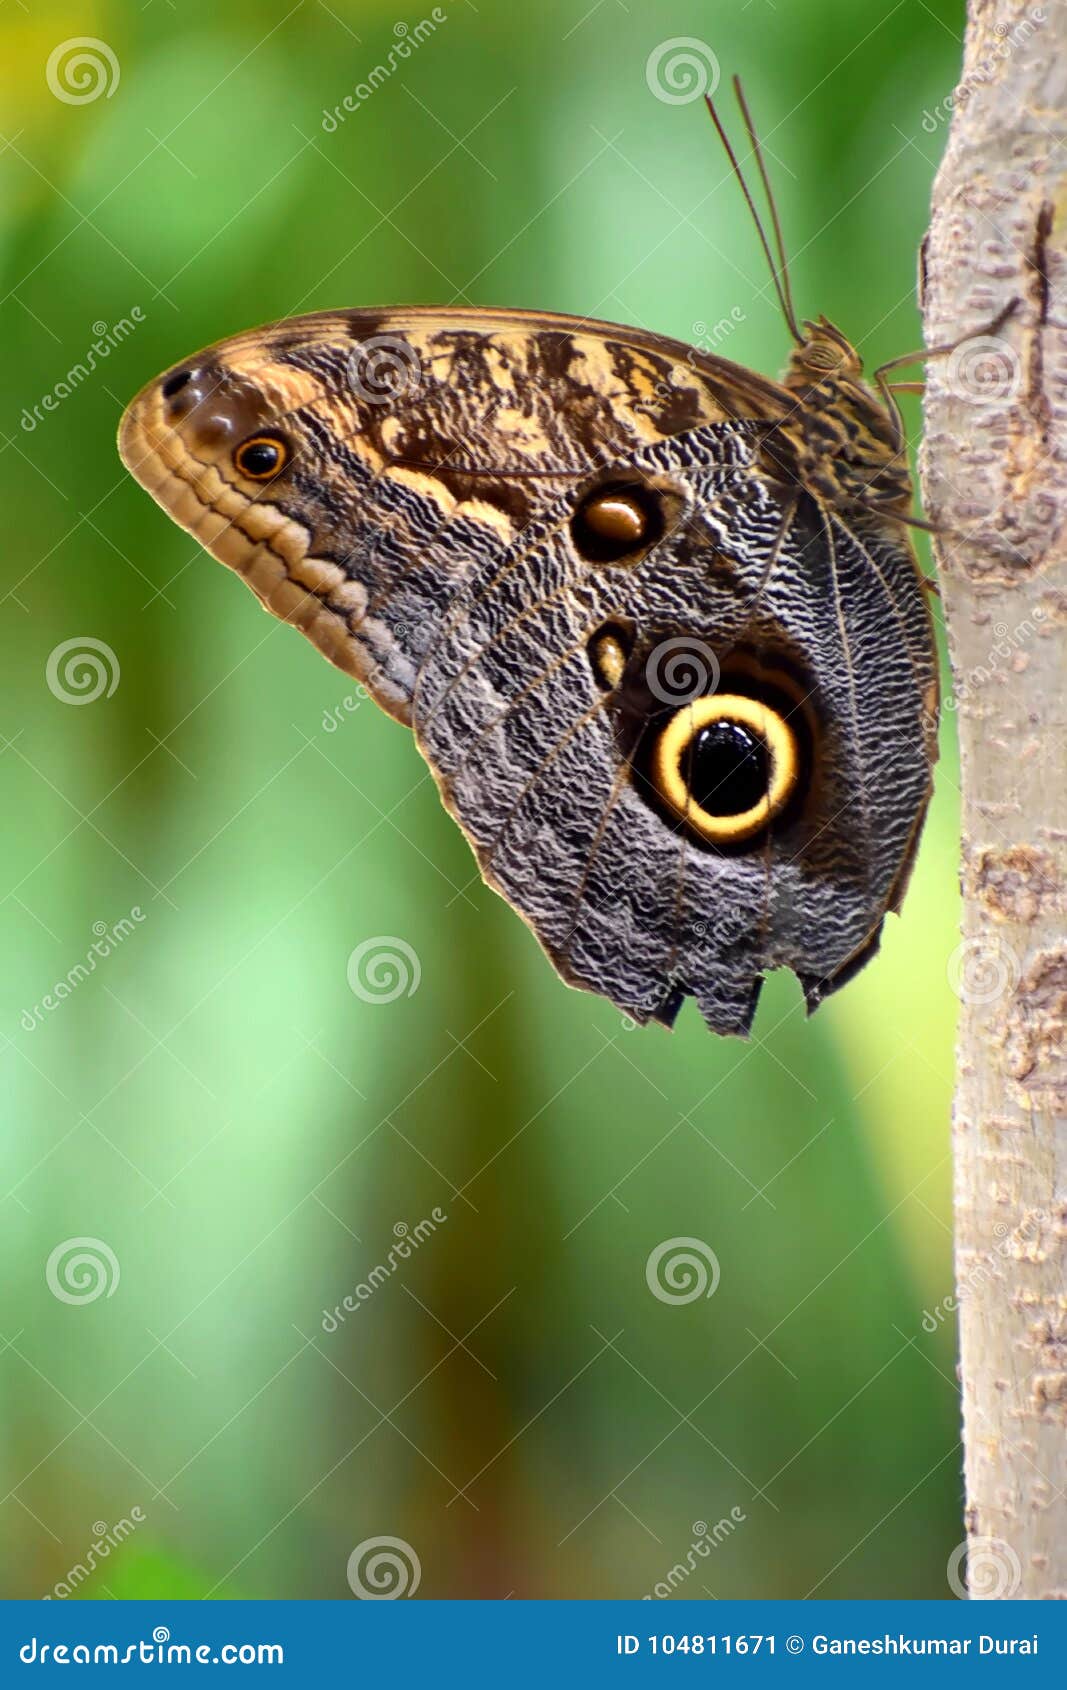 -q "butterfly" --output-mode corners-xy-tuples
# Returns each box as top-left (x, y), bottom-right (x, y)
(117, 80), (937, 1036)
